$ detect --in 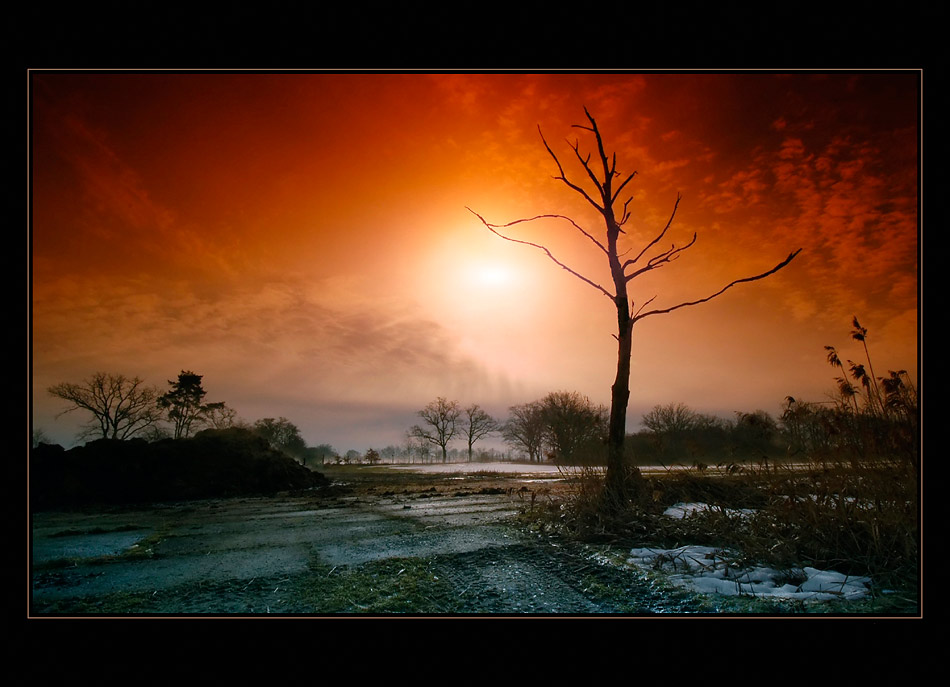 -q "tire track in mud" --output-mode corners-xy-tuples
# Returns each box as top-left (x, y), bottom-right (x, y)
(423, 540), (704, 615)
(315, 489), (703, 615)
